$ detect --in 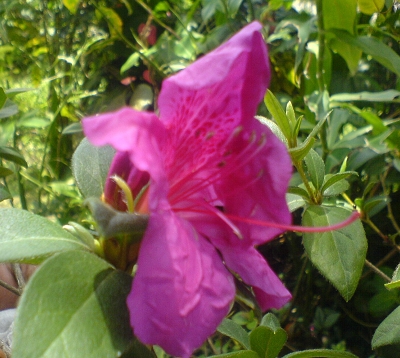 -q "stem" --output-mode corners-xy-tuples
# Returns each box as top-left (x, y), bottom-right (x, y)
(364, 259), (391, 282)
(363, 217), (389, 241)
(134, 0), (181, 39)
(381, 171), (400, 234)
(0, 278), (20, 296)
(315, 0), (329, 160)
(294, 160), (318, 204)
(246, 0), (255, 21)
